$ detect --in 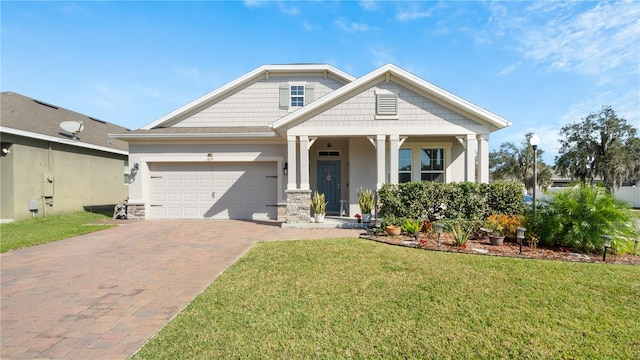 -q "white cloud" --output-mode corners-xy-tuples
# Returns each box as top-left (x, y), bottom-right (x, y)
(335, 19), (375, 32)
(359, 1), (378, 11)
(242, 0), (266, 8)
(396, 9), (432, 21)
(496, 62), (520, 77)
(370, 46), (396, 67)
(277, 1), (300, 15)
(489, 1), (640, 77)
